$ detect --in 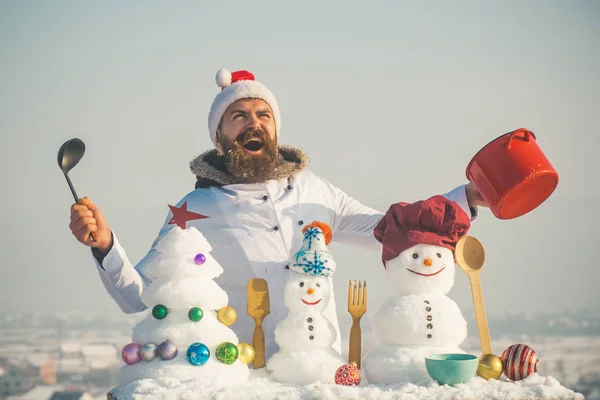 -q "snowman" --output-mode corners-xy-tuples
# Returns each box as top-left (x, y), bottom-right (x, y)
(266, 221), (345, 385)
(362, 195), (472, 385)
